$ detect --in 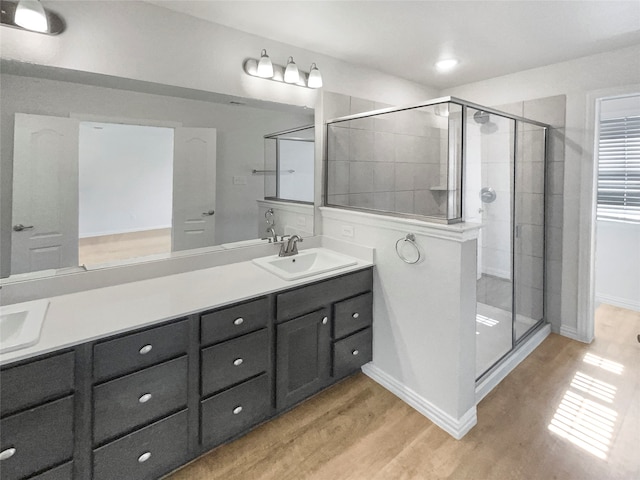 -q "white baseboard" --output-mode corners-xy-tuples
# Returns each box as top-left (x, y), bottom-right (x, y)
(361, 363), (477, 440)
(475, 324), (551, 404)
(595, 293), (640, 312)
(559, 324), (581, 341)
